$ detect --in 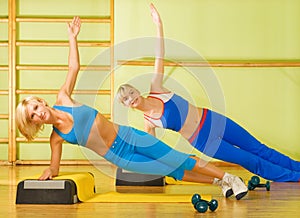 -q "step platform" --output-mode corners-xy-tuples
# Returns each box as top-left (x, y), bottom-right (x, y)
(16, 172), (96, 204)
(16, 179), (78, 204)
(115, 168), (165, 186)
